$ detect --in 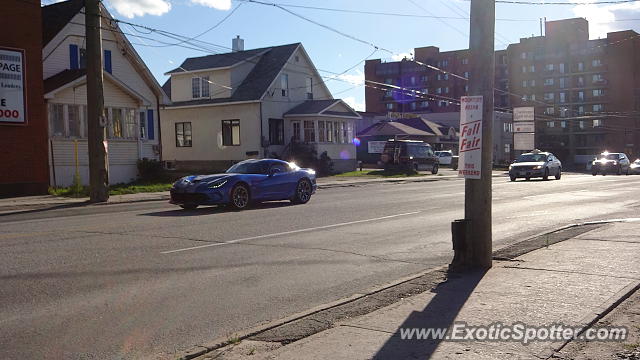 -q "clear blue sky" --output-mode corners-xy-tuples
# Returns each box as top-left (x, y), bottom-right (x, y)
(47, 0), (640, 110)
